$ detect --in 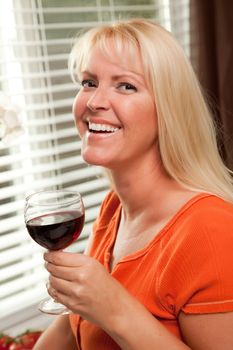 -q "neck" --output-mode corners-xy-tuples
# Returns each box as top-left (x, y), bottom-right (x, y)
(107, 155), (184, 222)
